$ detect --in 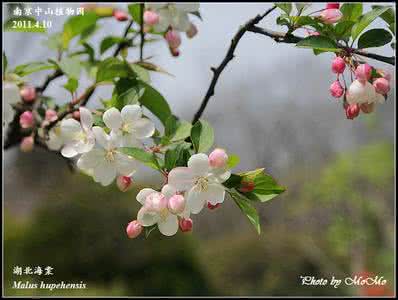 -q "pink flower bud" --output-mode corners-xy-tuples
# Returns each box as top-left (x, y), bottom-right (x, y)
(45, 109), (58, 122)
(326, 3), (340, 9)
(72, 110), (80, 121)
(360, 103), (375, 114)
(19, 111), (34, 129)
(113, 9), (129, 21)
(116, 175), (133, 192)
(186, 23), (198, 39)
(145, 192), (168, 212)
(20, 136), (34, 152)
(373, 78), (390, 95)
(306, 30), (320, 37)
(355, 64), (372, 82)
(179, 218), (193, 232)
(143, 10), (159, 26)
(165, 30), (181, 49)
(239, 181), (255, 193)
(331, 57), (346, 74)
(320, 9), (343, 24)
(209, 148), (228, 168)
(168, 194), (185, 214)
(376, 69), (391, 82)
(207, 202), (221, 210)
(126, 220), (142, 239)
(20, 85), (36, 103)
(345, 103), (360, 120)
(329, 81), (344, 98)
